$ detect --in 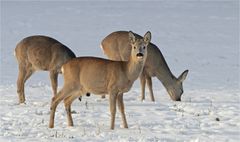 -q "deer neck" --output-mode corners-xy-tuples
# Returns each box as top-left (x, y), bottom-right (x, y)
(125, 56), (145, 82)
(156, 63), (177, 89)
